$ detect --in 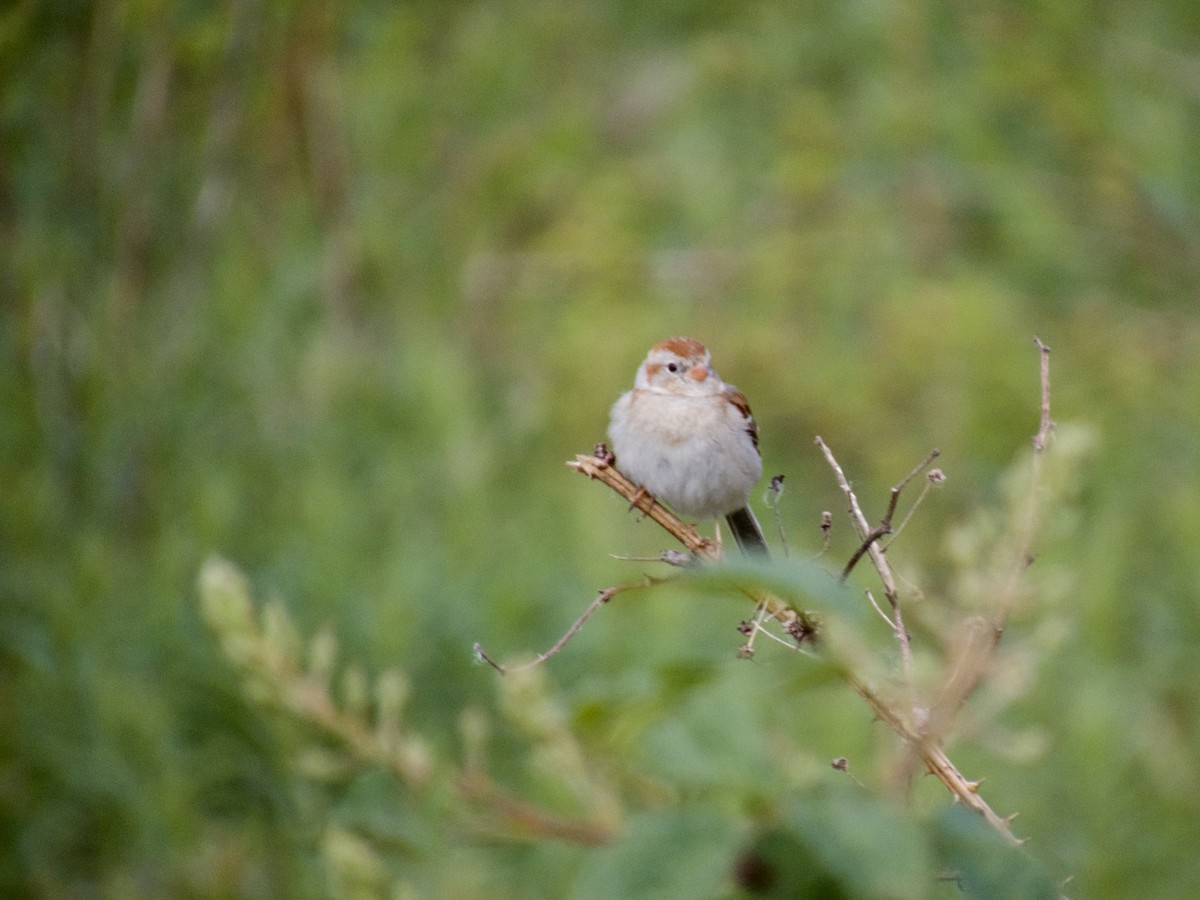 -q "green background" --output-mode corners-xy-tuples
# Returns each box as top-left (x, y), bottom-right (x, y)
(3, 2), (1198, 897)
